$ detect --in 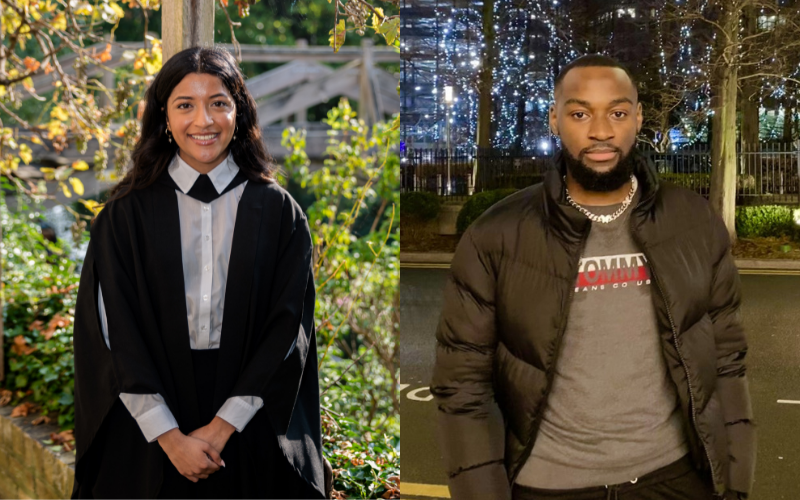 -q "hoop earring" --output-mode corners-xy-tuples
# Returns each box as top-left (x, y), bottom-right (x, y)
(166, 128), (173, 143)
